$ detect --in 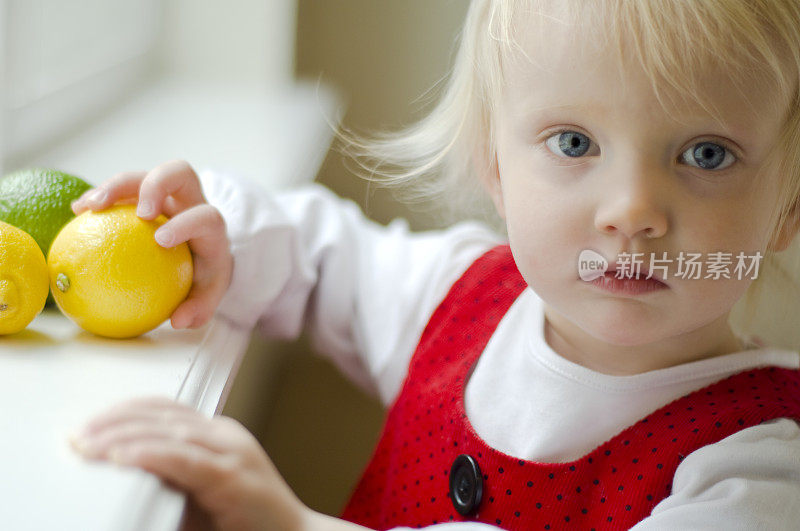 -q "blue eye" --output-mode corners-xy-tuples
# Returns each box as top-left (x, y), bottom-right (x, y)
(545, 131), (593, 158)
(680, 141), (735, 170)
